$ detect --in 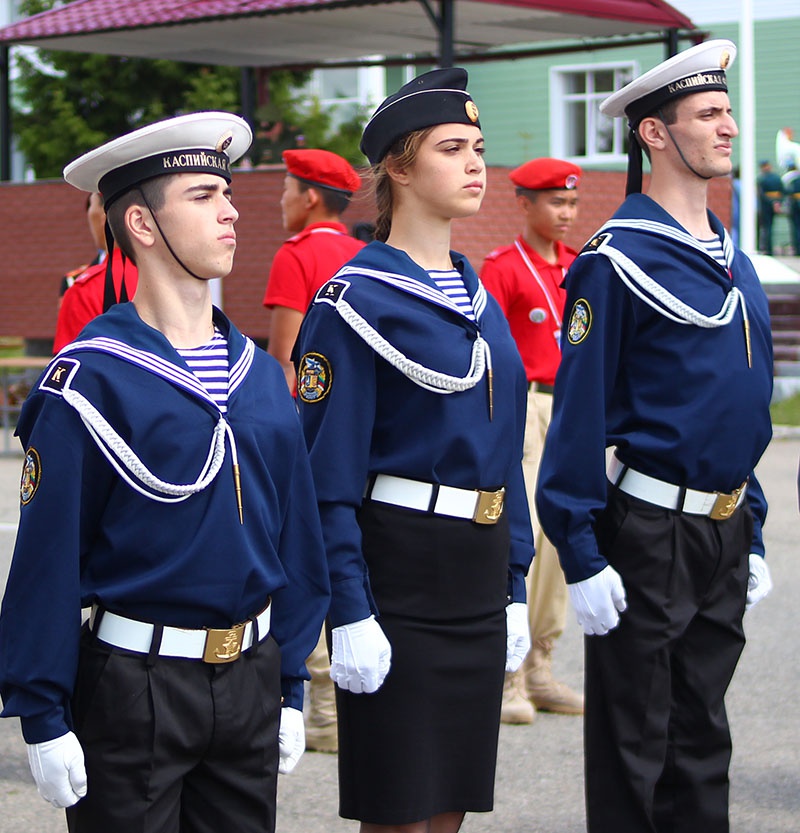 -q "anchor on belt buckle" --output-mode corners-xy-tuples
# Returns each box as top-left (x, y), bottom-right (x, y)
(709, 483), (746, 521)
(473, 488), (505, 525)
(203, 623), (245, 663)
